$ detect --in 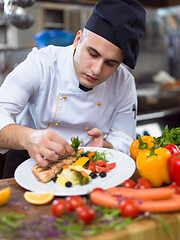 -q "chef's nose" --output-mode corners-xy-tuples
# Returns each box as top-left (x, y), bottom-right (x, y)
(92, 59), (104, 76)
